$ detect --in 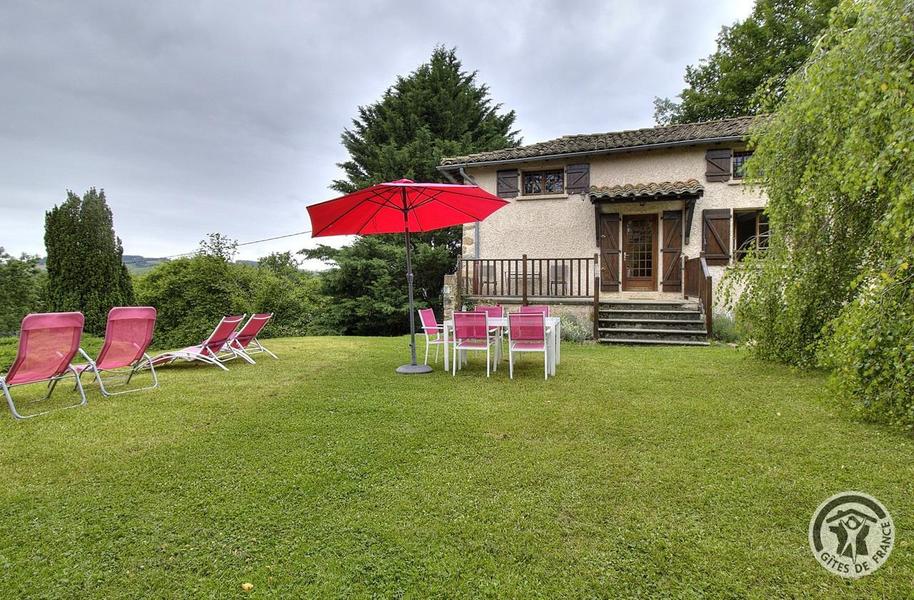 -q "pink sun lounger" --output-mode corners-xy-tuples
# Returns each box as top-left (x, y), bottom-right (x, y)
(1, 312), (87, 419)
(151, 314), (246, 371)
(75, 307), (159, 396)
